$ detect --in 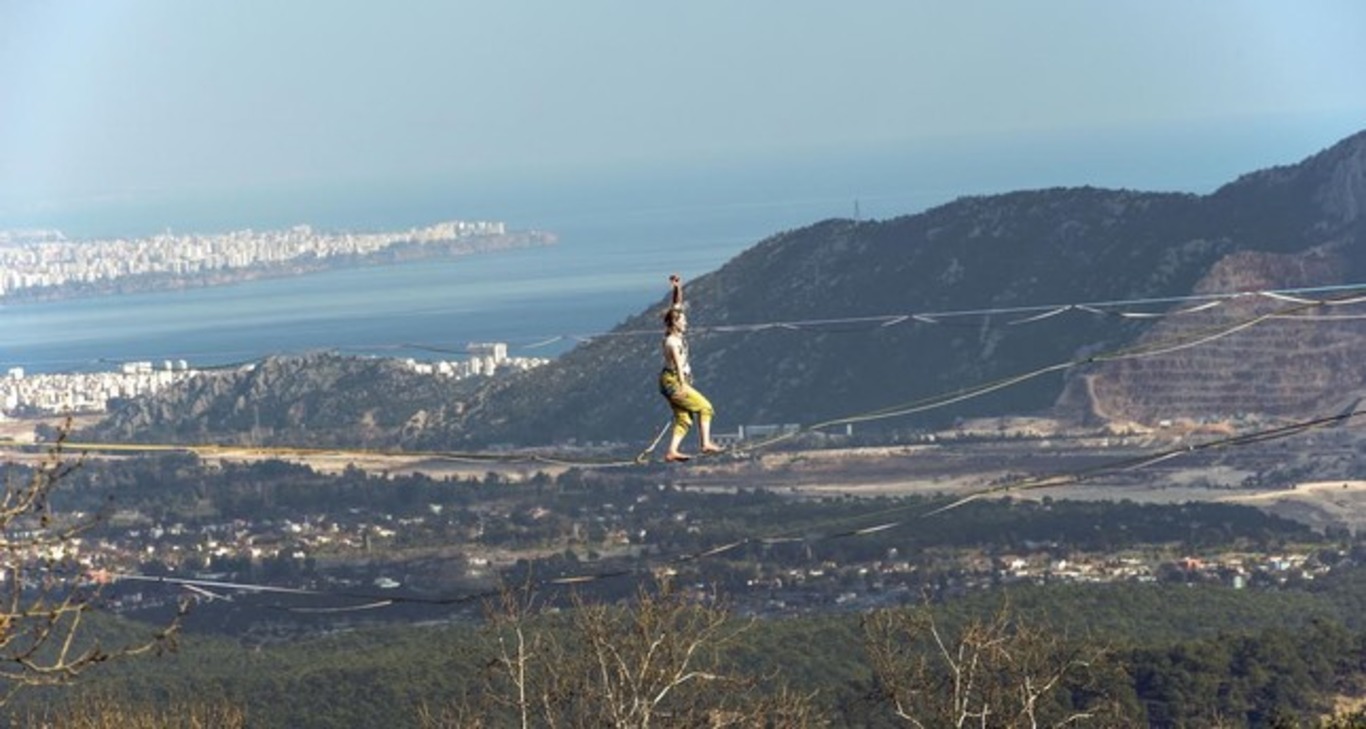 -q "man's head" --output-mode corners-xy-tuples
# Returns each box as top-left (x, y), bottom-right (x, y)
(663, 307), (686, 332)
